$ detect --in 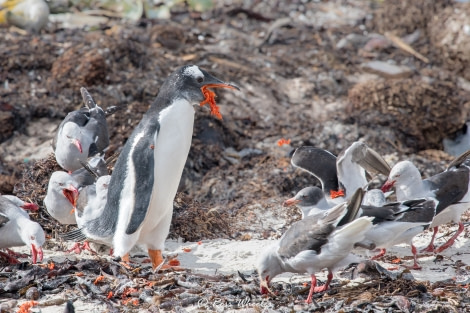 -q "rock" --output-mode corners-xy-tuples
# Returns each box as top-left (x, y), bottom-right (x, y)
(361, 61), (413, 79)
(25, 286), (39, 300)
